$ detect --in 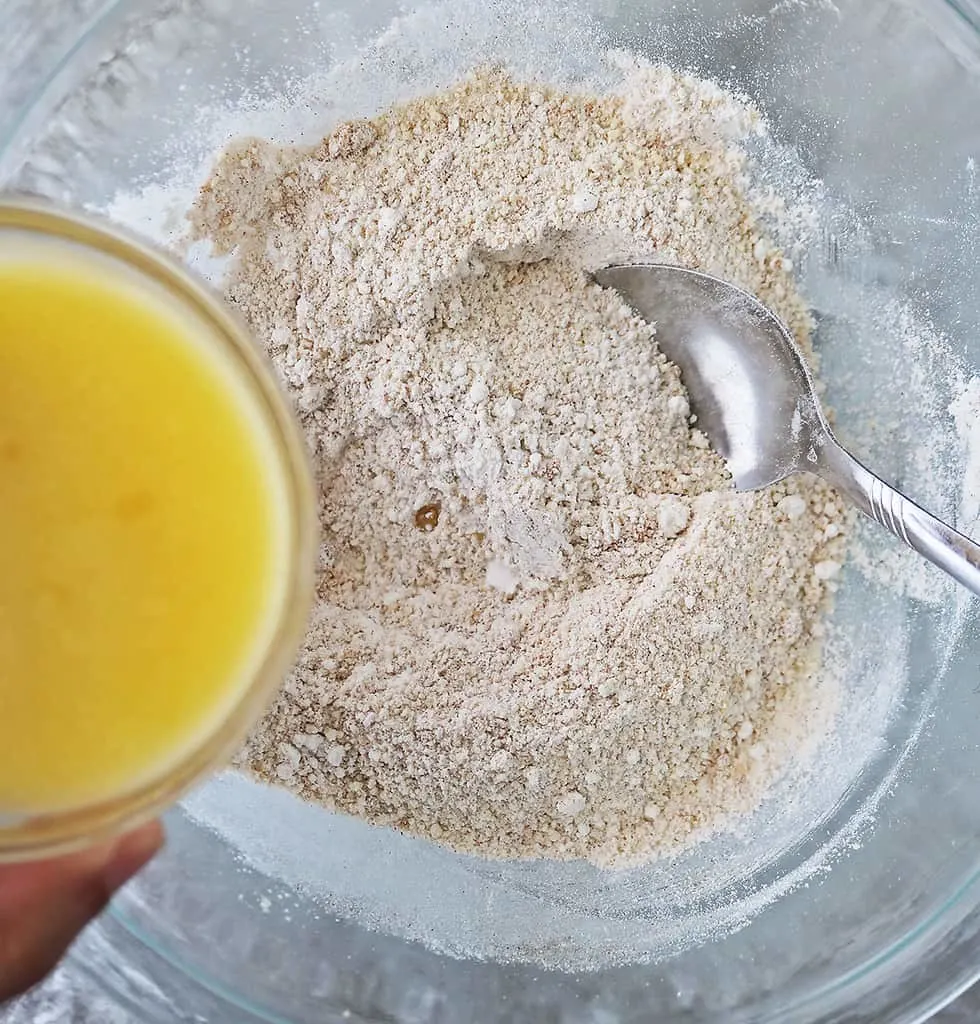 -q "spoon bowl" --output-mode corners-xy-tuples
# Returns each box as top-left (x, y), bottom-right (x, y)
(594, 262), (980, 597)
